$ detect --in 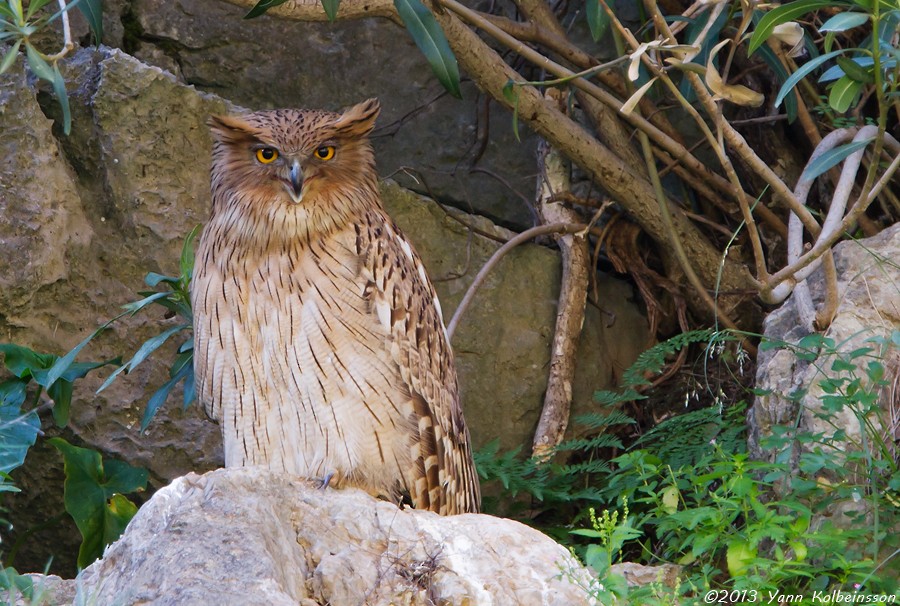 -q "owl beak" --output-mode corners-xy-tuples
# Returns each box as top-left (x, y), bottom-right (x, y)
(288, 160), (304, 203)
